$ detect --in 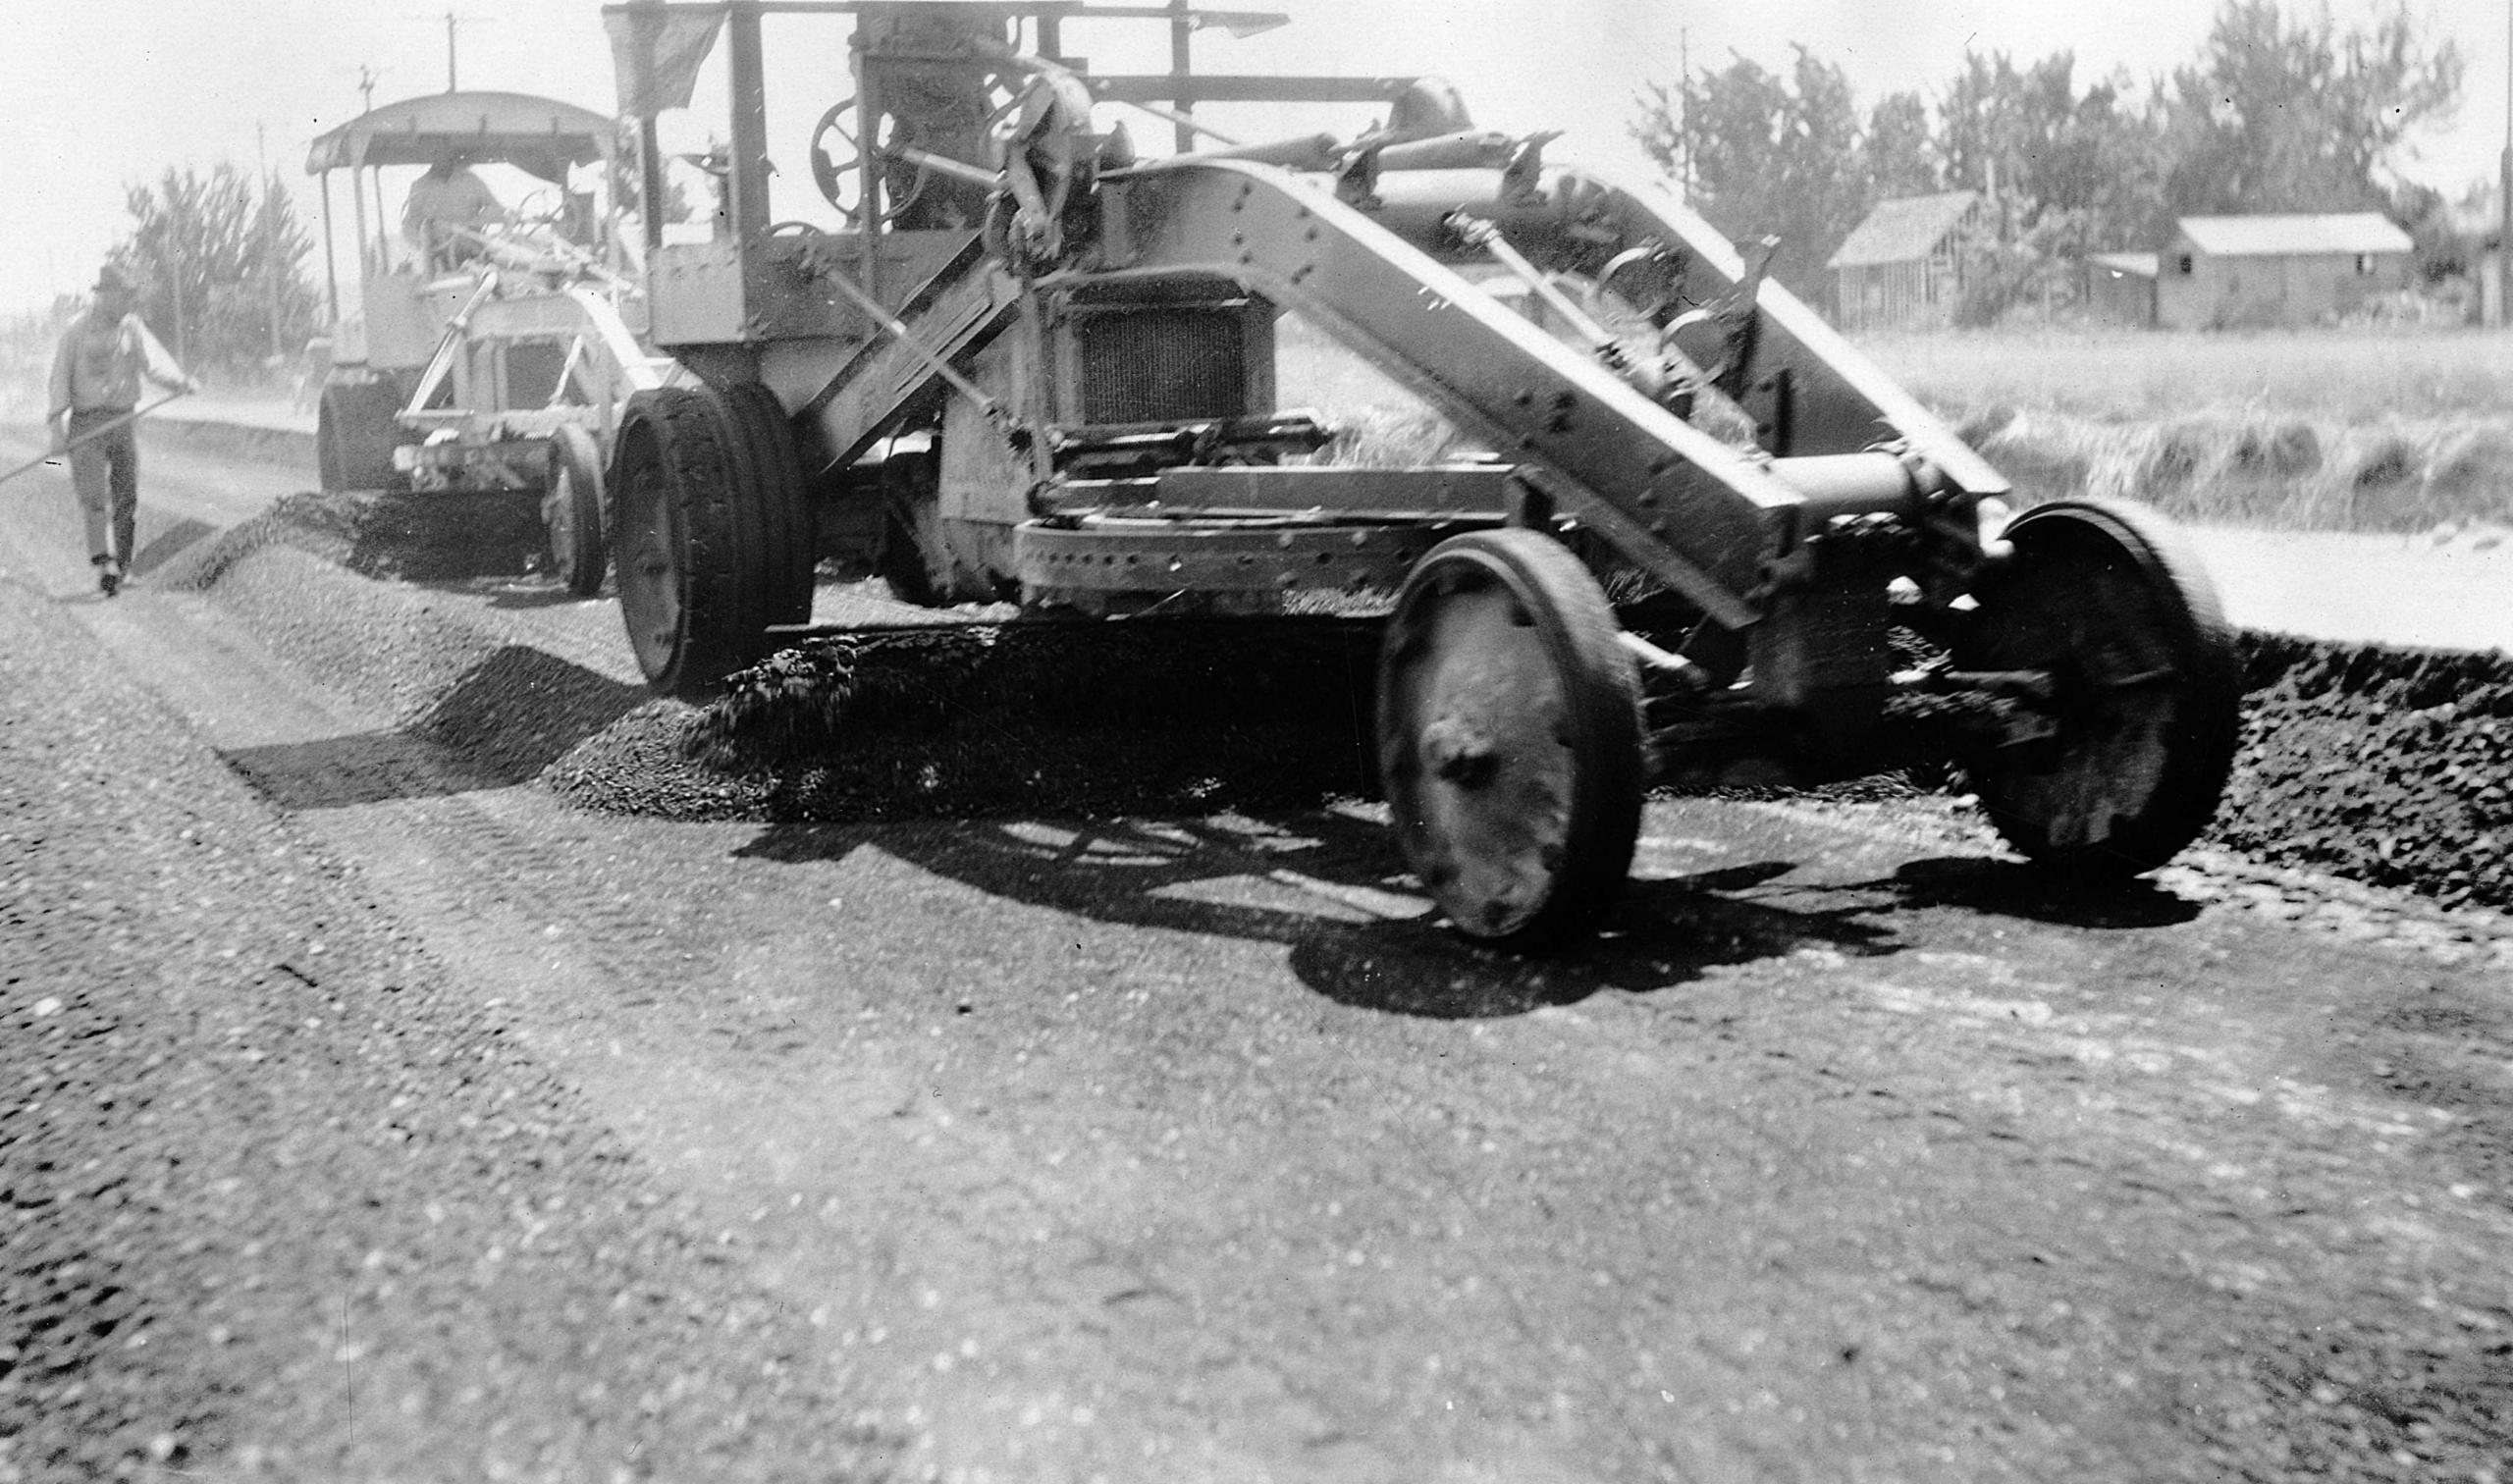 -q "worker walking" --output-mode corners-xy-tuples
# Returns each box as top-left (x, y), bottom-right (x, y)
(46, 265), (197, 597)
